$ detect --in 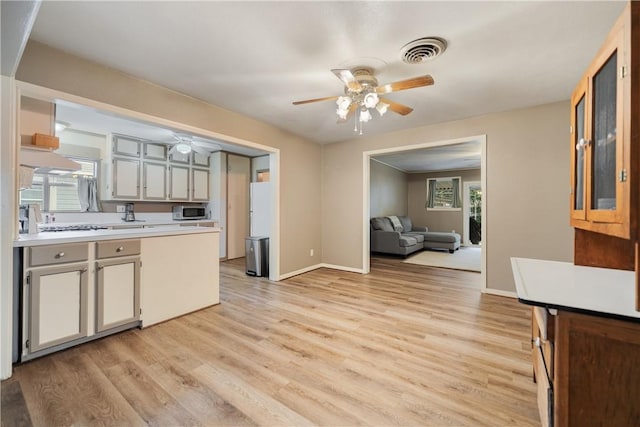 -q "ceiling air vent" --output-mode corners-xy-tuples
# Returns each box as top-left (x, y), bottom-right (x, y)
(400, 37), (447, 64)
